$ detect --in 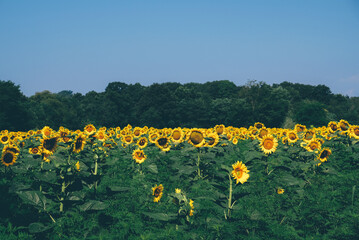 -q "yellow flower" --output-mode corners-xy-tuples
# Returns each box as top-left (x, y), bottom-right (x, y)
(75, 161), (80, 171)
(1, 150), (17, 167)
(188, 128), (205, 147)
(259, 135), (278, 155)
(132, 149), (147, 164)
(231, 161), (250, 184)
(152, 184), (164, 202)
(175, 188), (181, 194)
(277, 188), (285, 194)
